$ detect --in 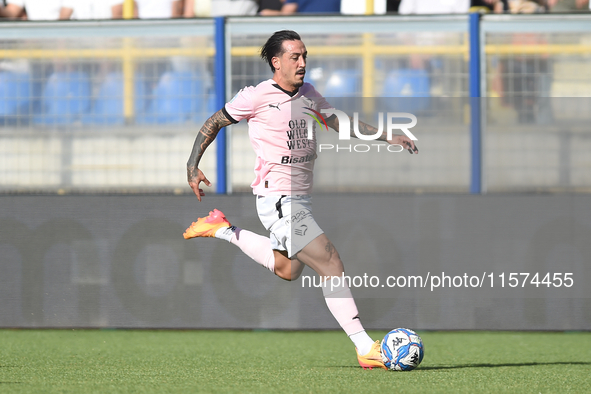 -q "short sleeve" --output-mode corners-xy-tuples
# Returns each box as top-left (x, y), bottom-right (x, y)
(307, 84), (334, 111)
(316, 94), (333, 111)
(224, 86), (255, 123)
